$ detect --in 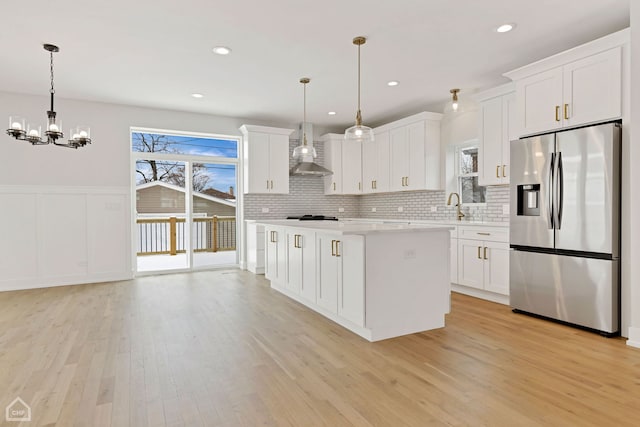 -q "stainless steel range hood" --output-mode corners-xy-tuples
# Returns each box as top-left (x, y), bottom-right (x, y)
(290, 122), (333, 176)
